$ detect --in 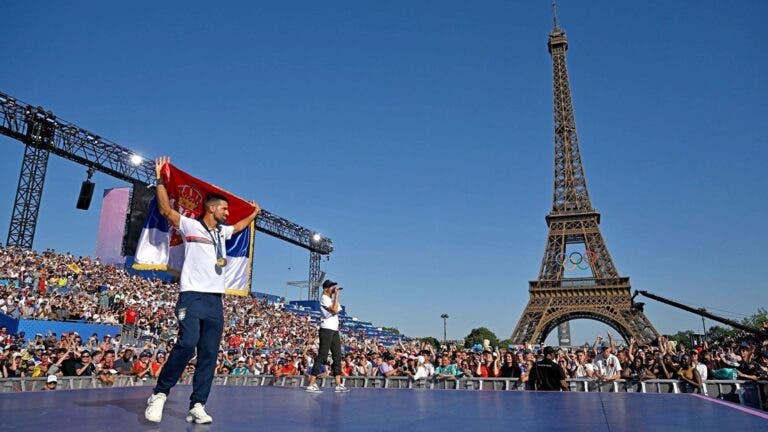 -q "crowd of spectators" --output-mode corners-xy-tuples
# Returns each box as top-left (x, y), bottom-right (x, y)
(0, 245), (766, 404)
